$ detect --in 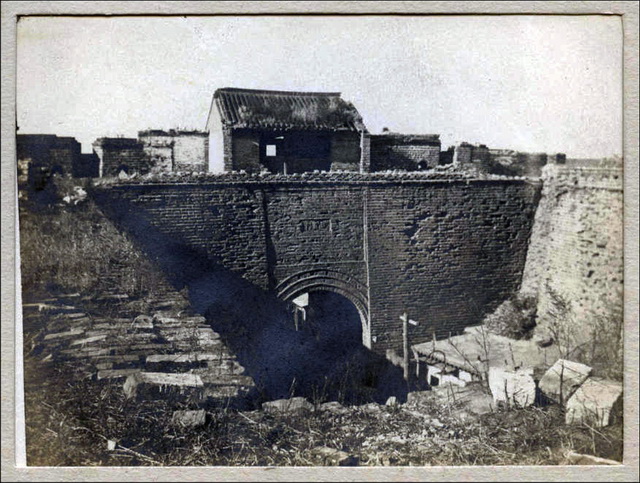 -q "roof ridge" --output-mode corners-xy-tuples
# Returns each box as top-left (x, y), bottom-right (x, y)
(215, 87), (342, 98)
